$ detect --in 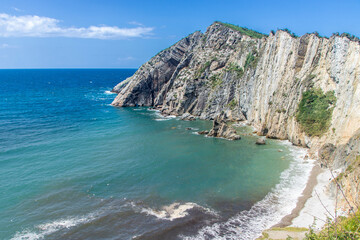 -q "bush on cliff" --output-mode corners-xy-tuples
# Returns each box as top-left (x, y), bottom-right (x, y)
(305, 211), (360, 239)
(296, 88), (336, 136)
(215, 21), (267, 39)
